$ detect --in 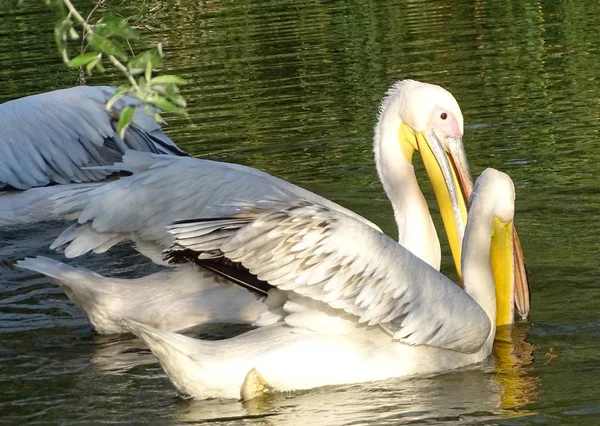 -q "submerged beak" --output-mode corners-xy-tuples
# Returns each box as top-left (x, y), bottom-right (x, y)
(416, 128), (530, 322)
(491, 216), (515, 326)
(416, 129), (469, 281)
(511, 230), (530, 320)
